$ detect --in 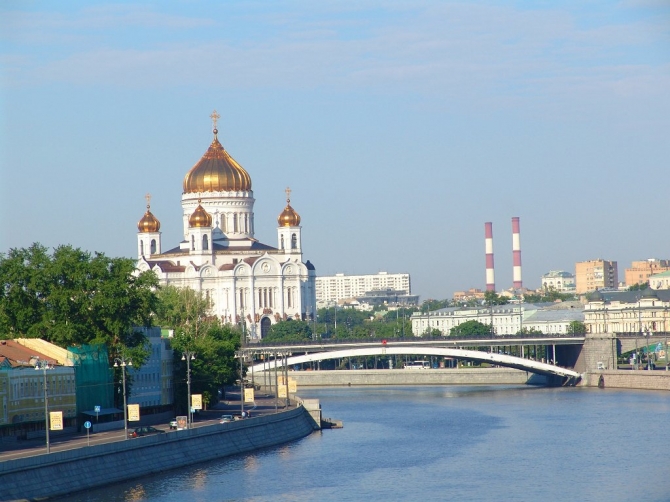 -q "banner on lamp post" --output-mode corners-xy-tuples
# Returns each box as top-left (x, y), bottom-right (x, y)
(244, 388), (255, 403)
(49, 411), (63, 430)
(191, 394), (202, 410)
(288, 379), (297, 394)
(278, 385), (287, 398)
(128, 404), (140, 422)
